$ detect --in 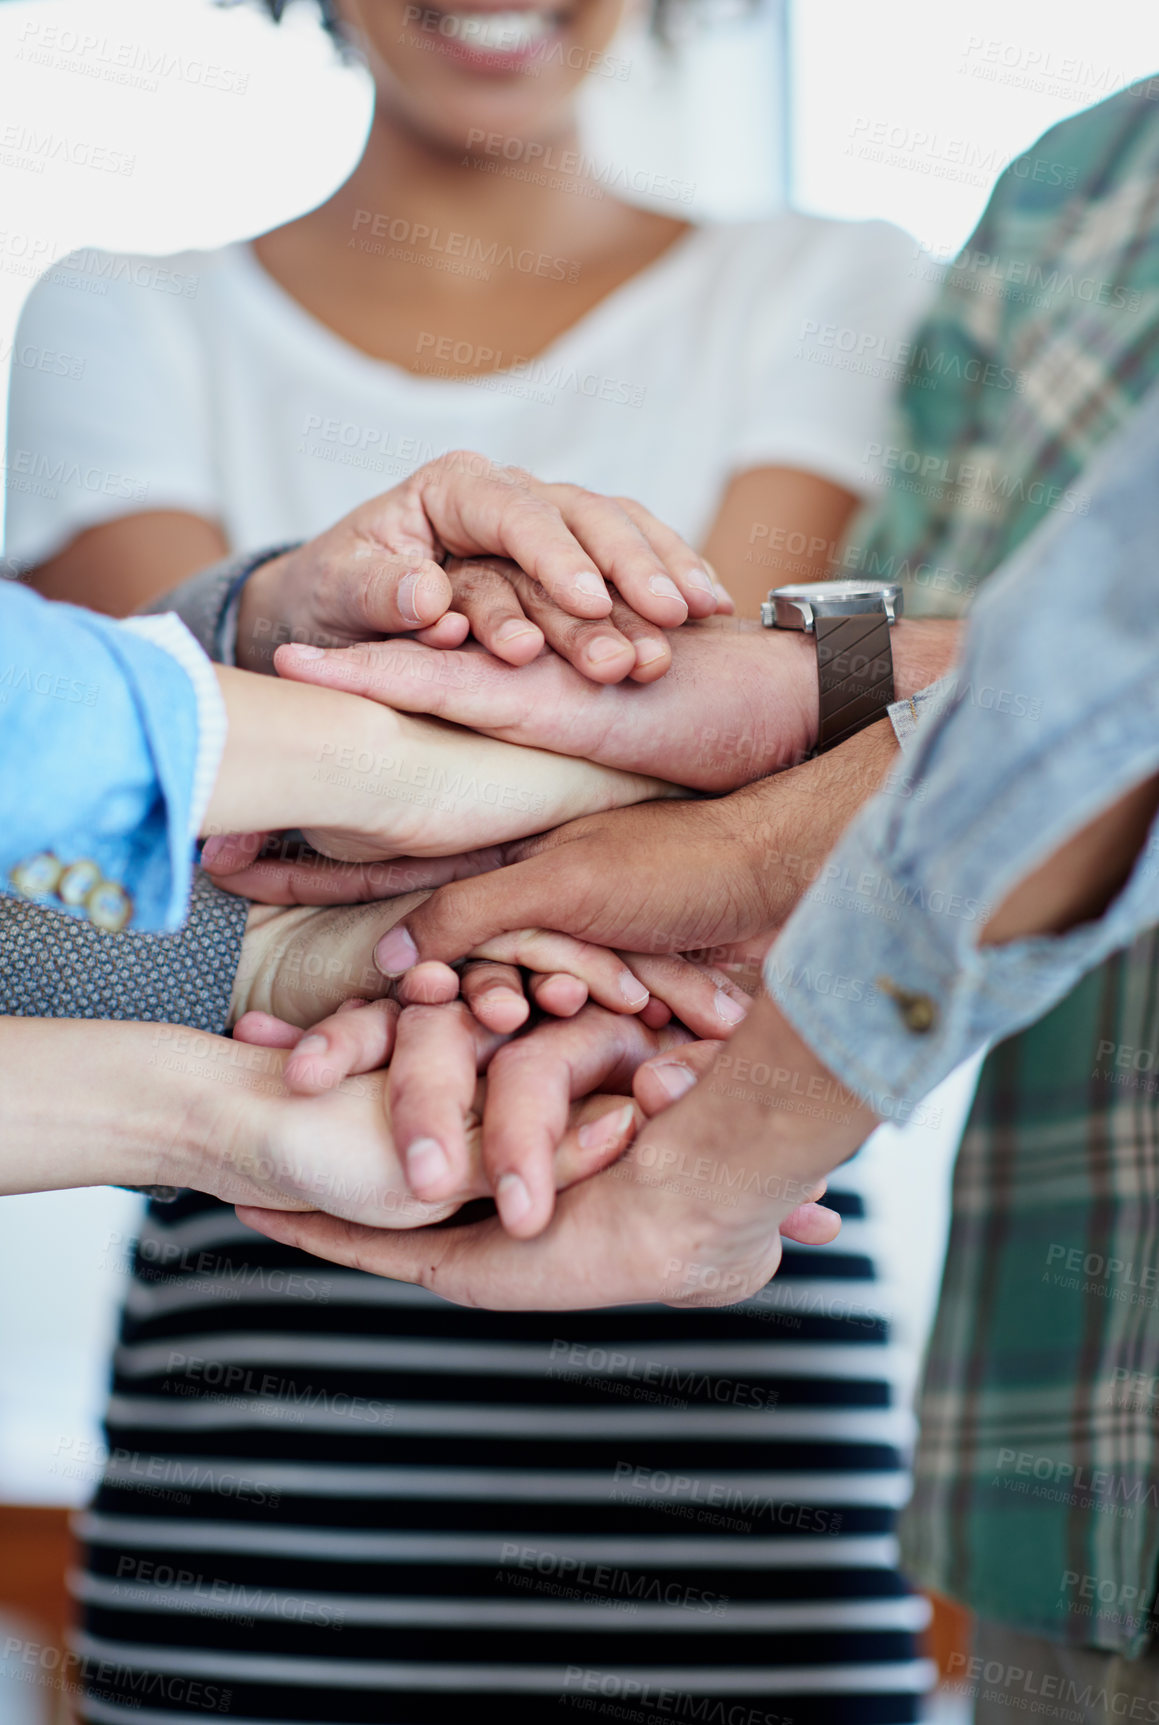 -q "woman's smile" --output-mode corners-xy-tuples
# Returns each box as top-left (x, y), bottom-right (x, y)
(406, 3), (574, 78)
